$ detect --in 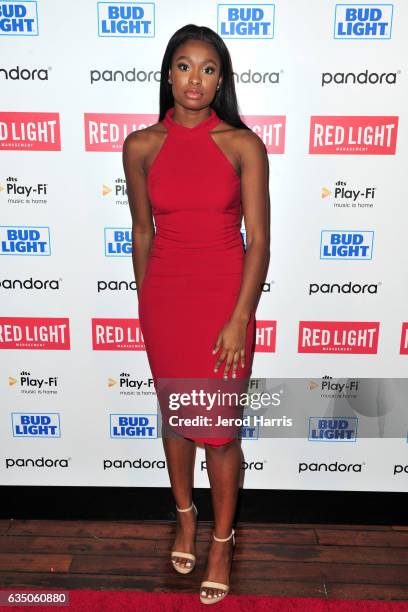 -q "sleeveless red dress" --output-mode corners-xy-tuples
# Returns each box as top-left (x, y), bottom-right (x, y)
(138, 106), (256, 446)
